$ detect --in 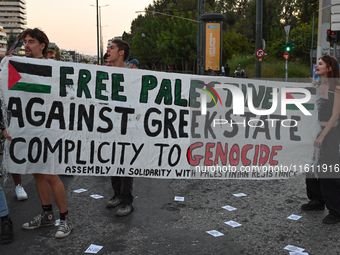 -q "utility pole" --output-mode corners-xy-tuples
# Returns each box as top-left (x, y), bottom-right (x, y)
(255, 0), (263, 78)
(285, 27), (290, 81)
(99, 7), (103, 65)
(91, 2), (109, 65)
(317, 0), (331, 60)
(197, 0), (204, 75)
(331, 1), (340, 61)
(310, 13), (315, 76)
(96, 0), (100, 65)
(98, 5), (109, 65)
